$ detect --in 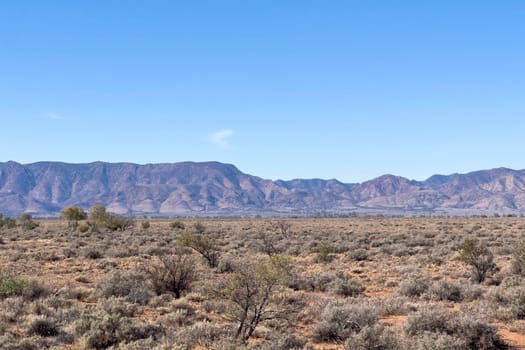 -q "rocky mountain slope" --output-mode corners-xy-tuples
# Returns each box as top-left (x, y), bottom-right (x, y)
(0, 161), (524, 216)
